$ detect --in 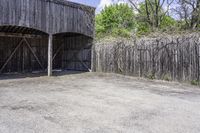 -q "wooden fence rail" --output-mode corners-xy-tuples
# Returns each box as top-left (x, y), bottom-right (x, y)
(92, 34), (200, 82)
